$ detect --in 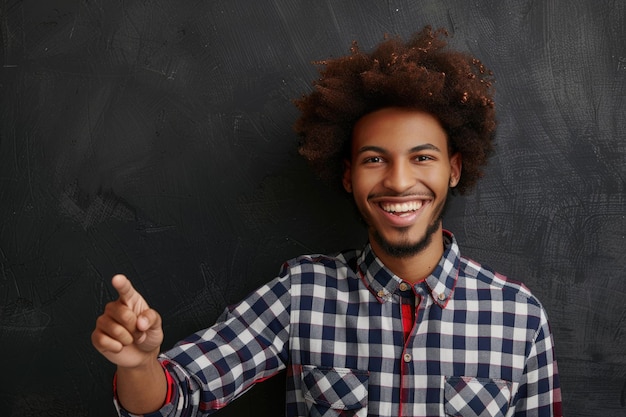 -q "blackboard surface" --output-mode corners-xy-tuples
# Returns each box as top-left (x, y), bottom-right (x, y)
(1, 1), (625, 416)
